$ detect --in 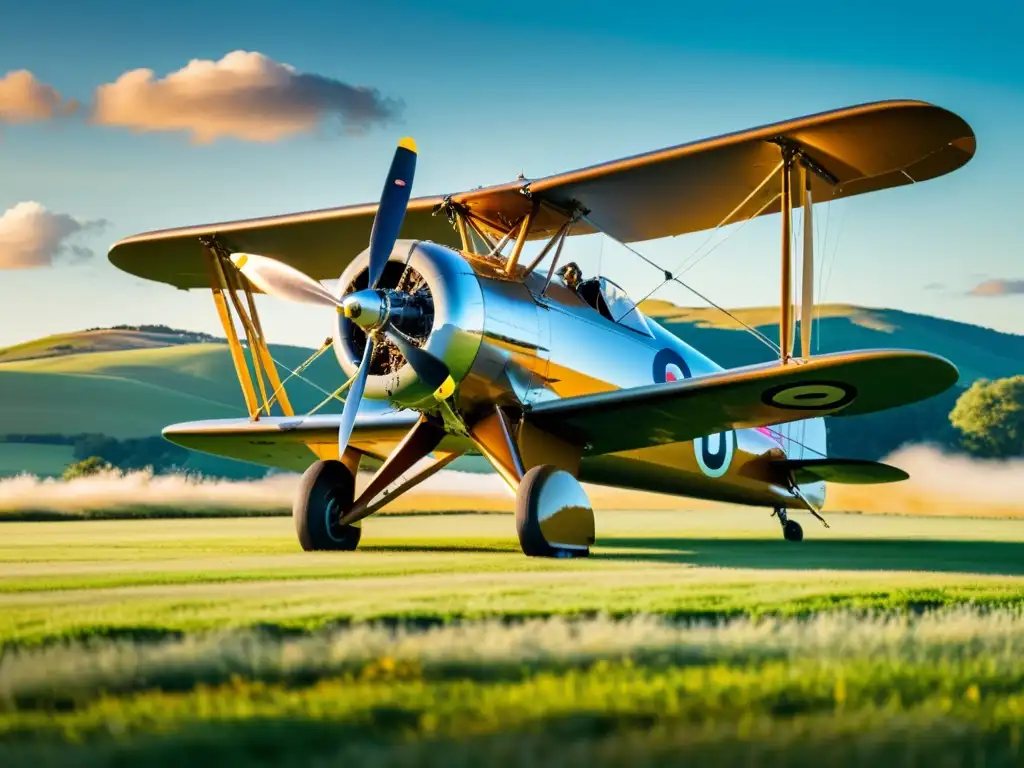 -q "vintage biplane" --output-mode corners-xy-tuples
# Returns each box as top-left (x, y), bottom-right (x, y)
(108, 99), (975, 557)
